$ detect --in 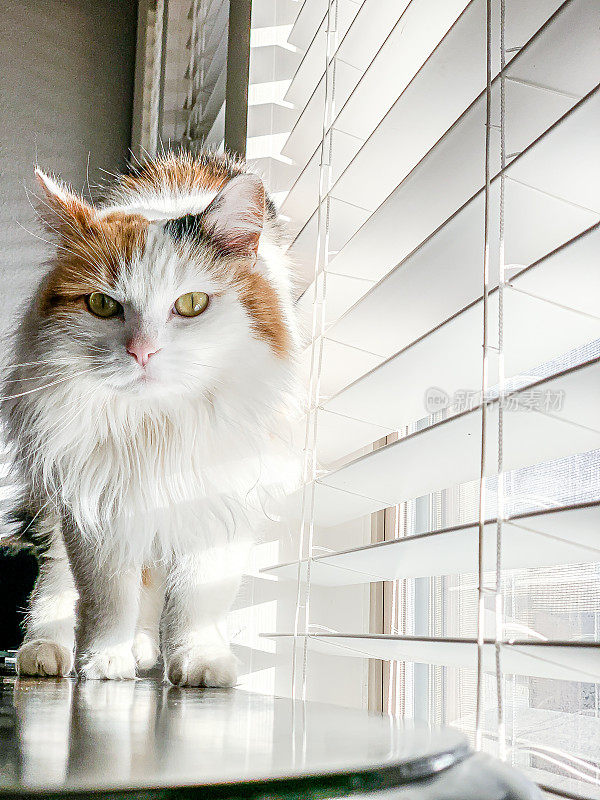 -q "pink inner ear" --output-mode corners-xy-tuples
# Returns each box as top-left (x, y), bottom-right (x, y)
(202, 174), (265, 256)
